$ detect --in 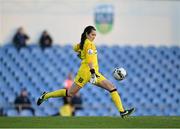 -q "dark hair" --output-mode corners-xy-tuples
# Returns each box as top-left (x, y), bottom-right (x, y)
(80, 26), (96, 50)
